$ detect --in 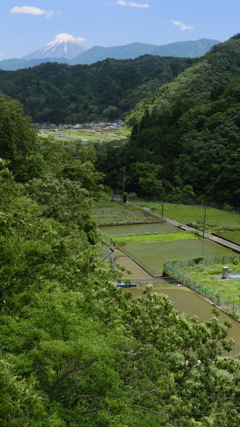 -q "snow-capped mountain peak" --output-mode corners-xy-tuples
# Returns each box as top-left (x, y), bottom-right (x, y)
(24, 33), (86, 60)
